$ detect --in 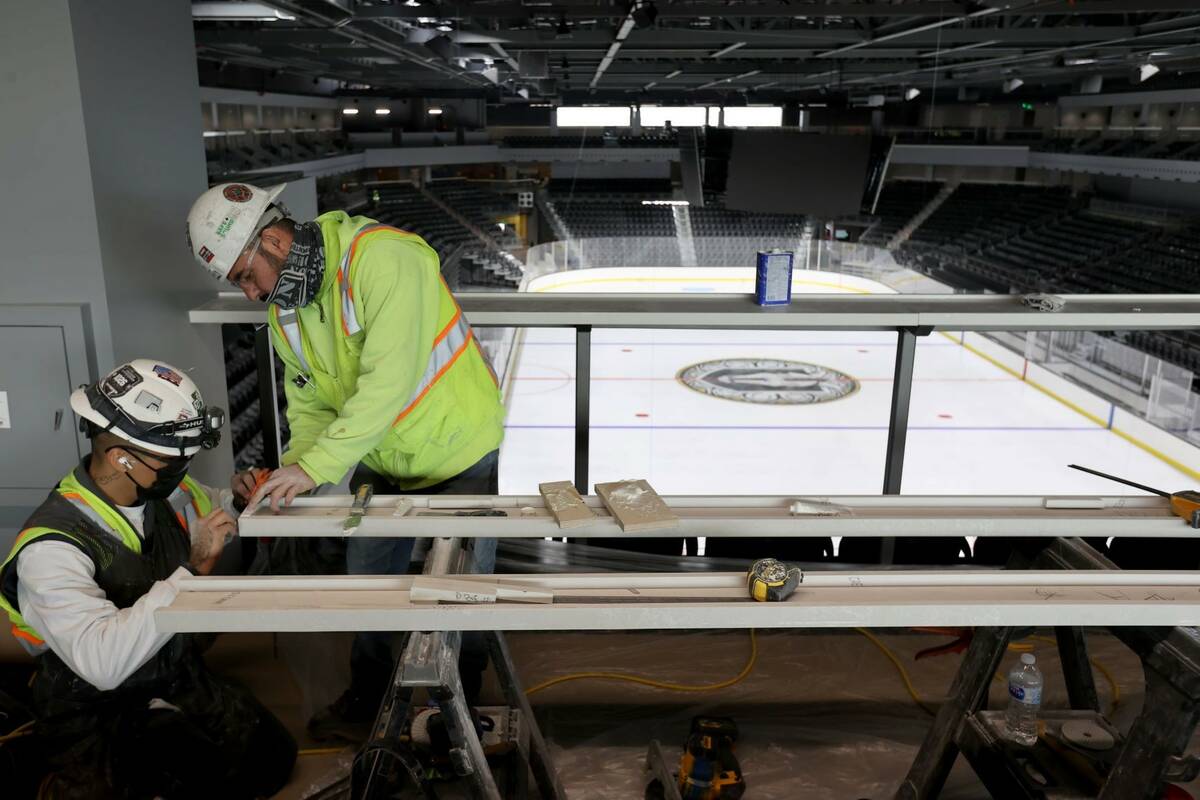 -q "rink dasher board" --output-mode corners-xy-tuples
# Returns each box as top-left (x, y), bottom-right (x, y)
(237, 494), (1191, 539)
(158, 571), (1200, 633)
